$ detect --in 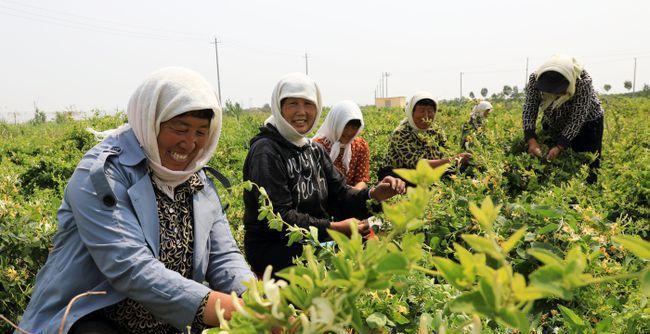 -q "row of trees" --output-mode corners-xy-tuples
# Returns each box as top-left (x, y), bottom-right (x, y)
(468, 85), (523, 101)
(20, 81), (650, 125)
(606, 81), (650, 93)
(467, 81), (650, 101)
